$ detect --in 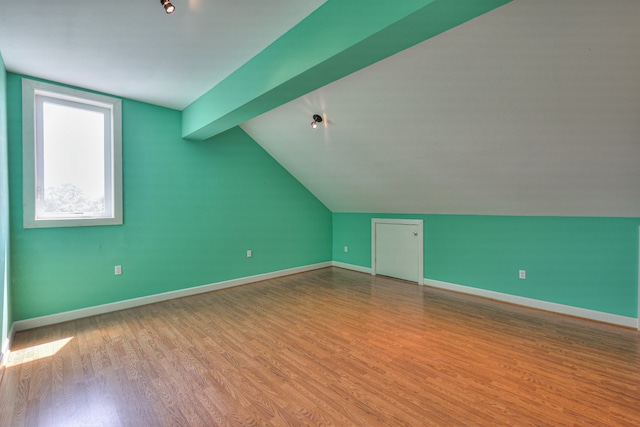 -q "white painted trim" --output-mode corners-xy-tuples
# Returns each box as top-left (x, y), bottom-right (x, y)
(13, 262), (331, 332)
(0, 323), (15, 373)
(22, 78), (123, 229)
(332, 261), (372, 274)
(424, 278), (637, 329)
(371, 218), (424, 285)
